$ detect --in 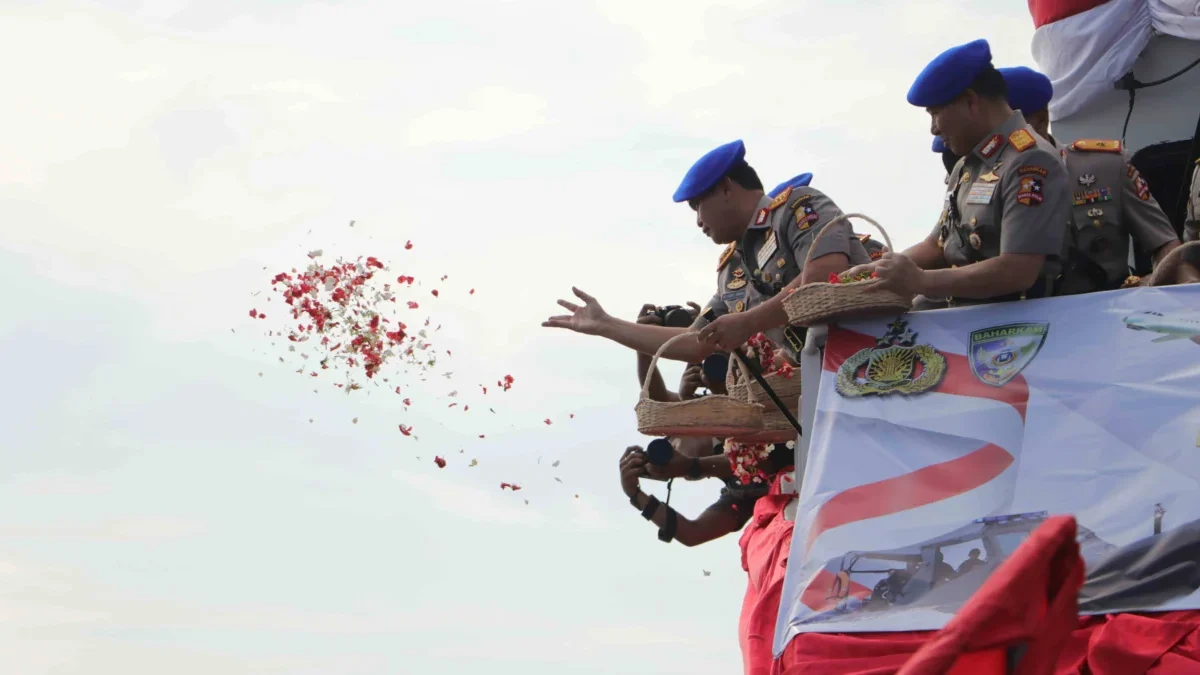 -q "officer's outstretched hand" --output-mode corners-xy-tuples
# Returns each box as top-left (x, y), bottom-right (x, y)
(855, 252), (923, 298)
(697, 313), (756, 353)
(543, 287), (612, 335)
